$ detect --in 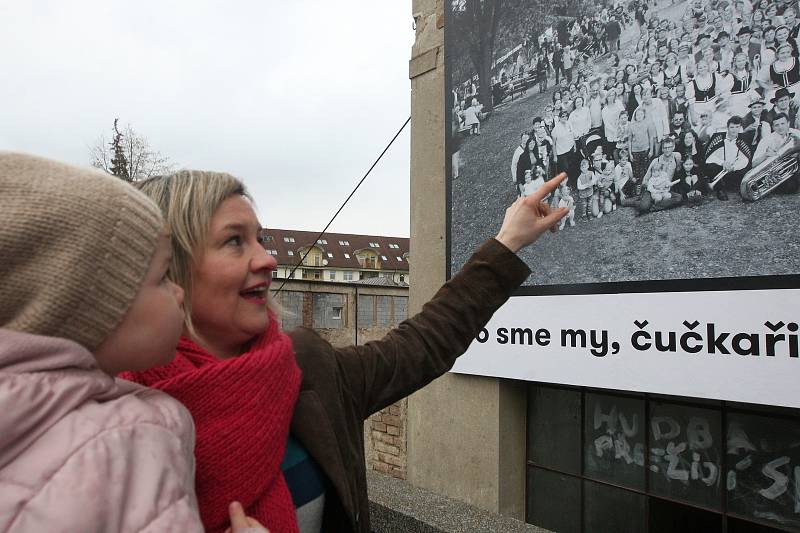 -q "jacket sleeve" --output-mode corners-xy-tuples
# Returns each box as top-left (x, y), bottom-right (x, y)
(332, 238), (531, 419)
(8, 421), (204, 533)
